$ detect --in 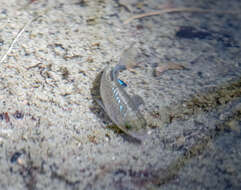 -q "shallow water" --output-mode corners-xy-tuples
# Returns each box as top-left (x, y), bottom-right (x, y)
(0, 0), (240, 189)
